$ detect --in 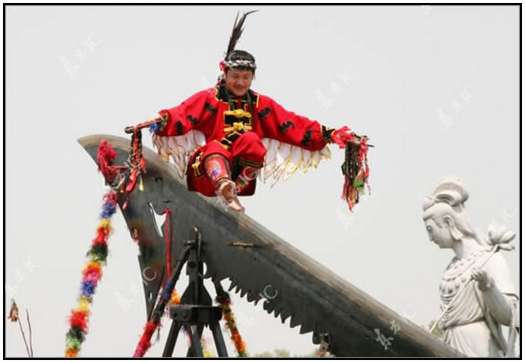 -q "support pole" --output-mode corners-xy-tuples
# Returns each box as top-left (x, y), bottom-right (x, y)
(162, 227), (229, 358)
